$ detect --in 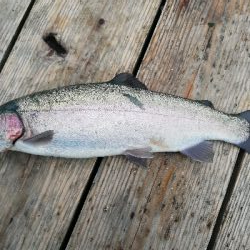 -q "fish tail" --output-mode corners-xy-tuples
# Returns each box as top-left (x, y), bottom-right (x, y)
(236, 110), (250, 153)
